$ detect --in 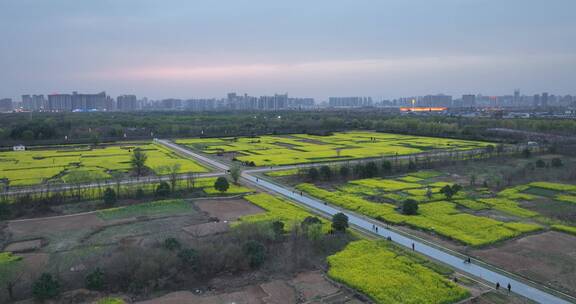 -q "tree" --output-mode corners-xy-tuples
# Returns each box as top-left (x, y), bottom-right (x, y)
(535, 159), (546, 168)
(271, 221), (285, 238)
(301, 216), (322, 228)
(32, 273), (60, 300)
(551, 158), (563, 167)
(85, 268), (105, 291)
(307, 167), (319, 181)
(214, 177), (230, 193)
(401, 199), (419, 215)
(440, 185), (454, 200)
(103, 187), (116, 207)
(131, 148), (148, 176)
(425, 187), (433, 200)
(155, 181), (171, 197)
(331, 213), (349, 233)
(339, 166), (350, 178)
(167, 164), (181, 191)
(178, 248), (199, 270)
(243, 240), (266, 268)
(319, 165), (332, 180)
(163, 238), (182, 251)
(365, 161), (378, 178)
(485, 145), (495, 155)
(407, 160), (417, 171)
(440, 184), (461, 200)
(230, 165), (241, 184)
(521, 148), (531, 158)
(381, 160), (392, 174)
